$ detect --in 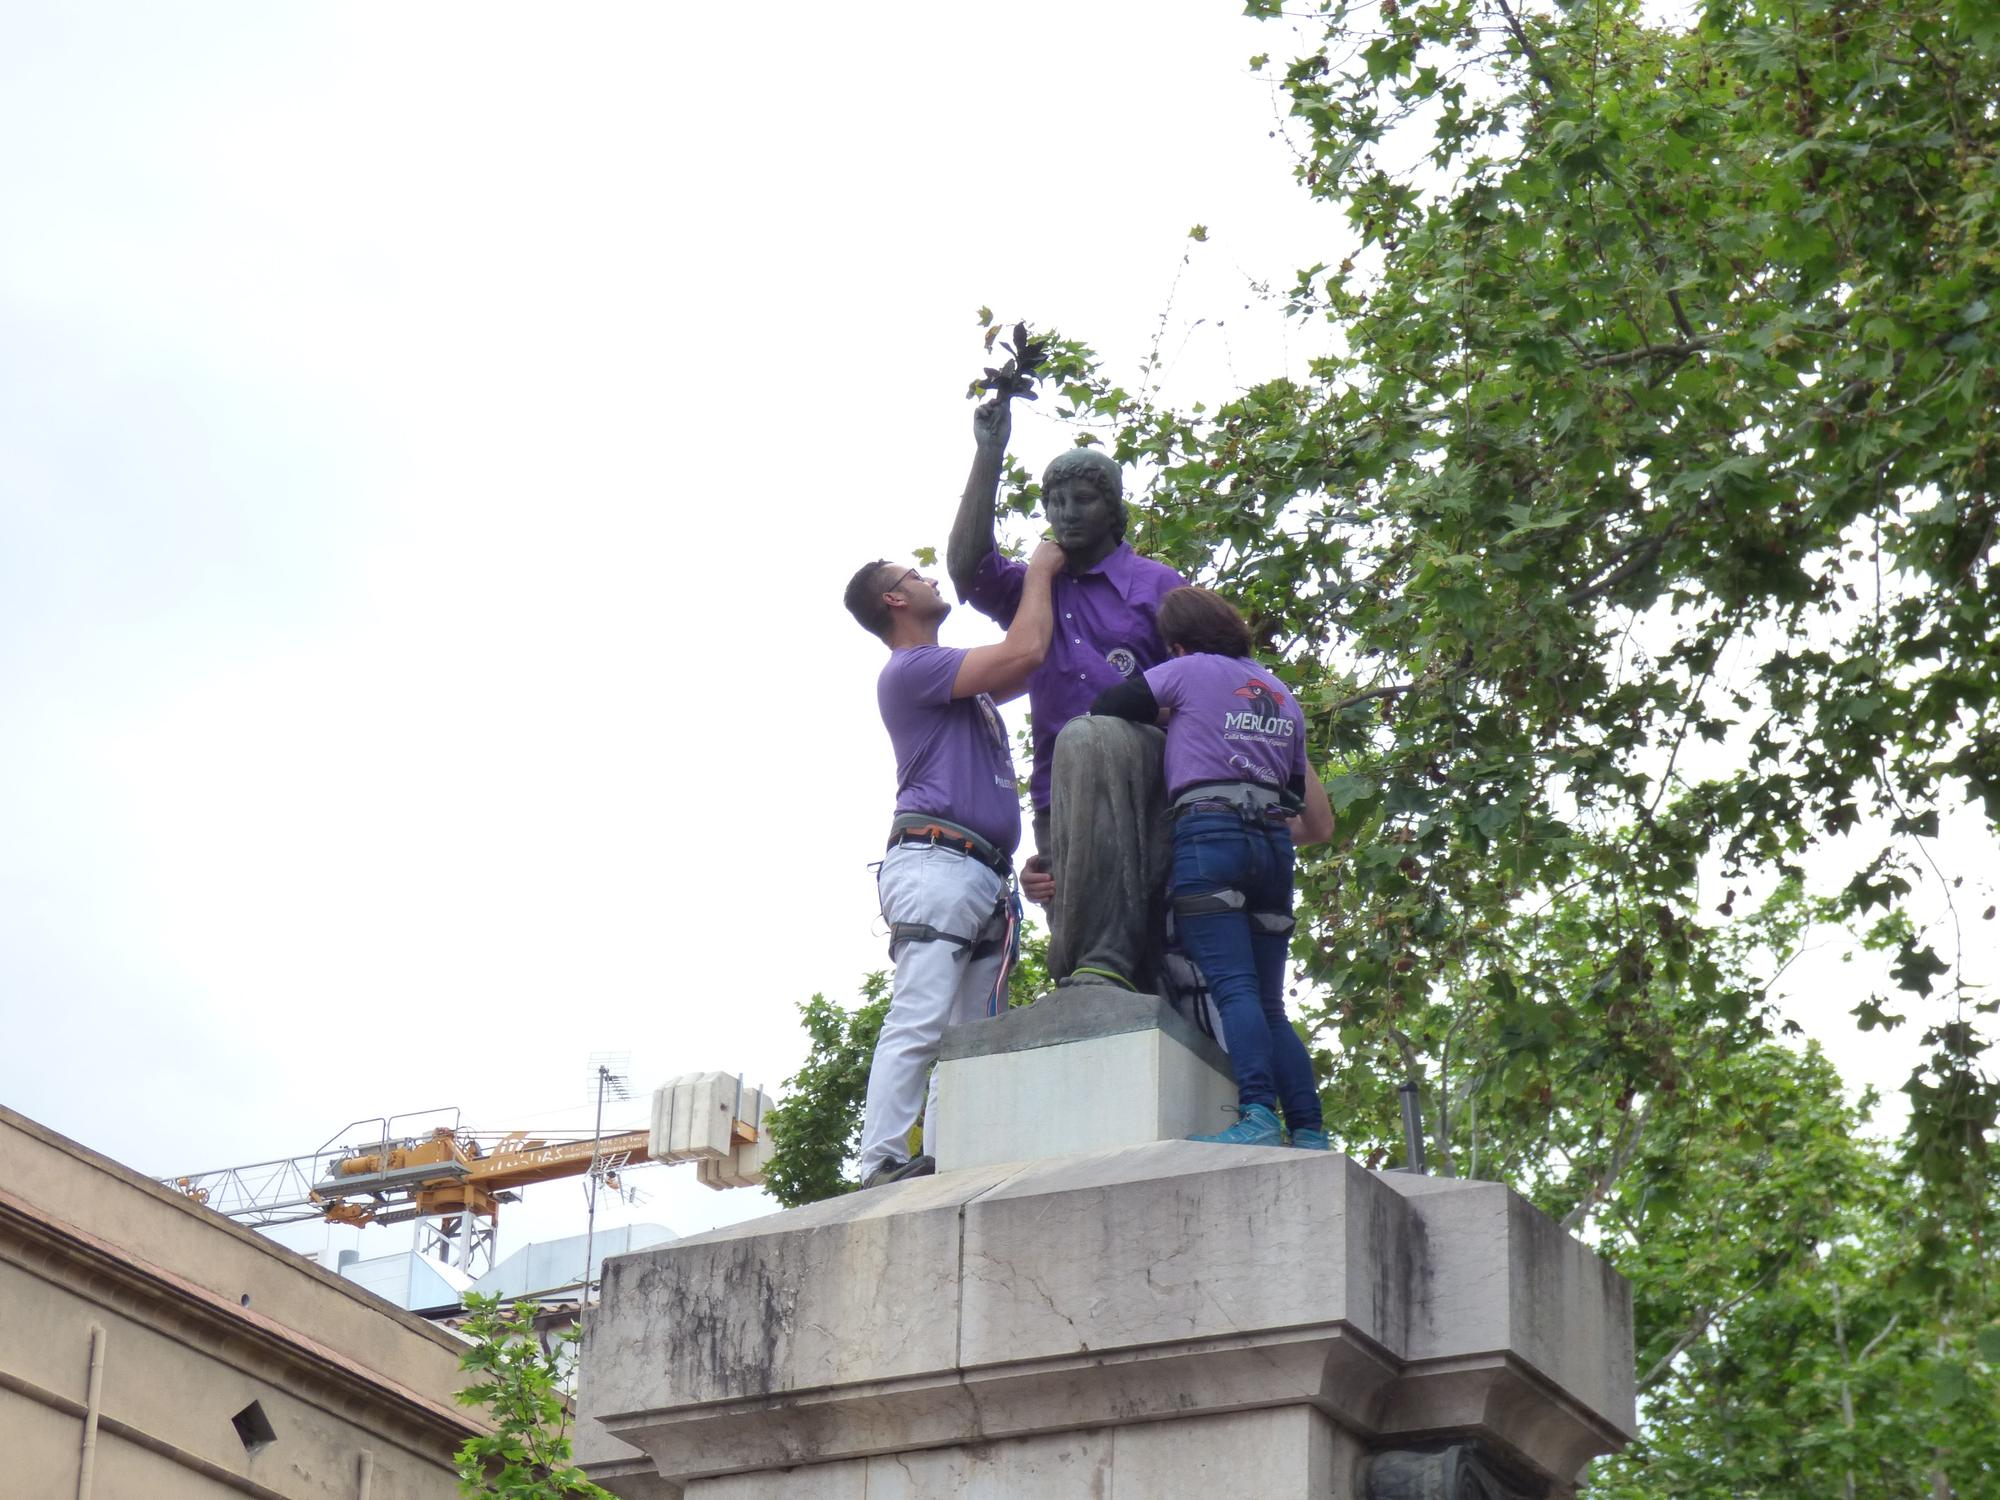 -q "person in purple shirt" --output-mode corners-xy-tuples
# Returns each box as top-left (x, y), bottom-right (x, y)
(841, 541), (1063, 1187)
(1093, 586), (1336, 1148)
(947, 397), (1186, 992)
